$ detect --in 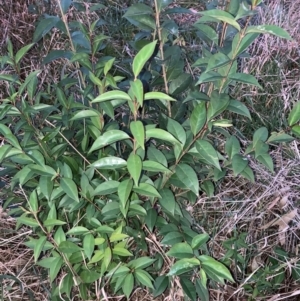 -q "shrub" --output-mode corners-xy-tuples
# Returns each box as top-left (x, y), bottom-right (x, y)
(0, 0), (299, 300)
